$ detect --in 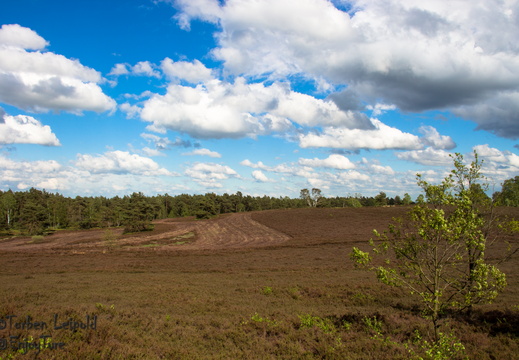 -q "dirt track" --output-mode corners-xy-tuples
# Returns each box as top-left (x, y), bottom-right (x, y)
(0, 212), (291, 253)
